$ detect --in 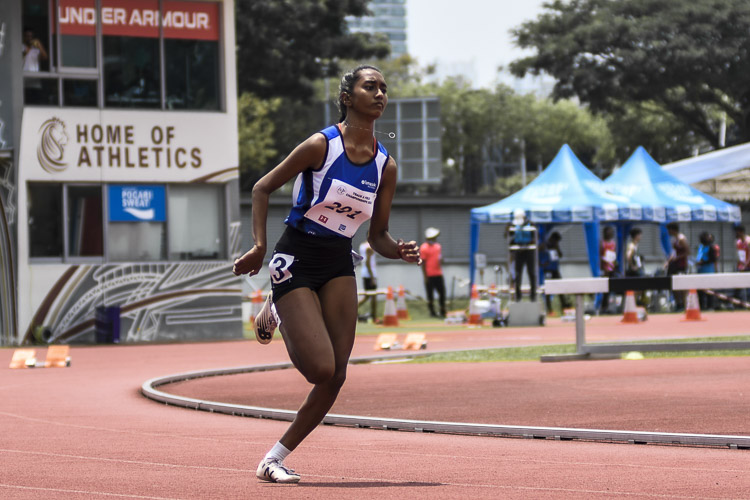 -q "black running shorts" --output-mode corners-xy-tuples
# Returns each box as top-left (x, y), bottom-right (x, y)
(269, 226), (355, 303)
